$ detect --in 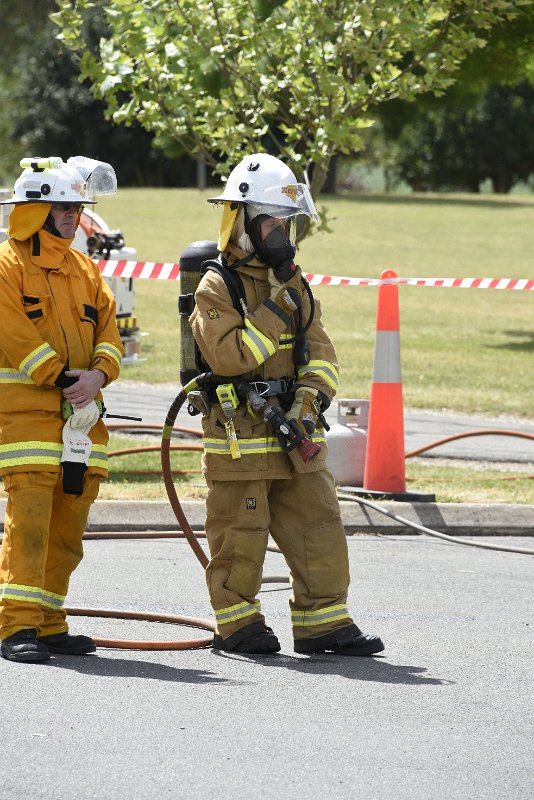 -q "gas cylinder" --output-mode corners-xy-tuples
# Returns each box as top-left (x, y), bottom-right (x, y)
(178, 240), (219, 385)
(326, 399), (369, 486)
